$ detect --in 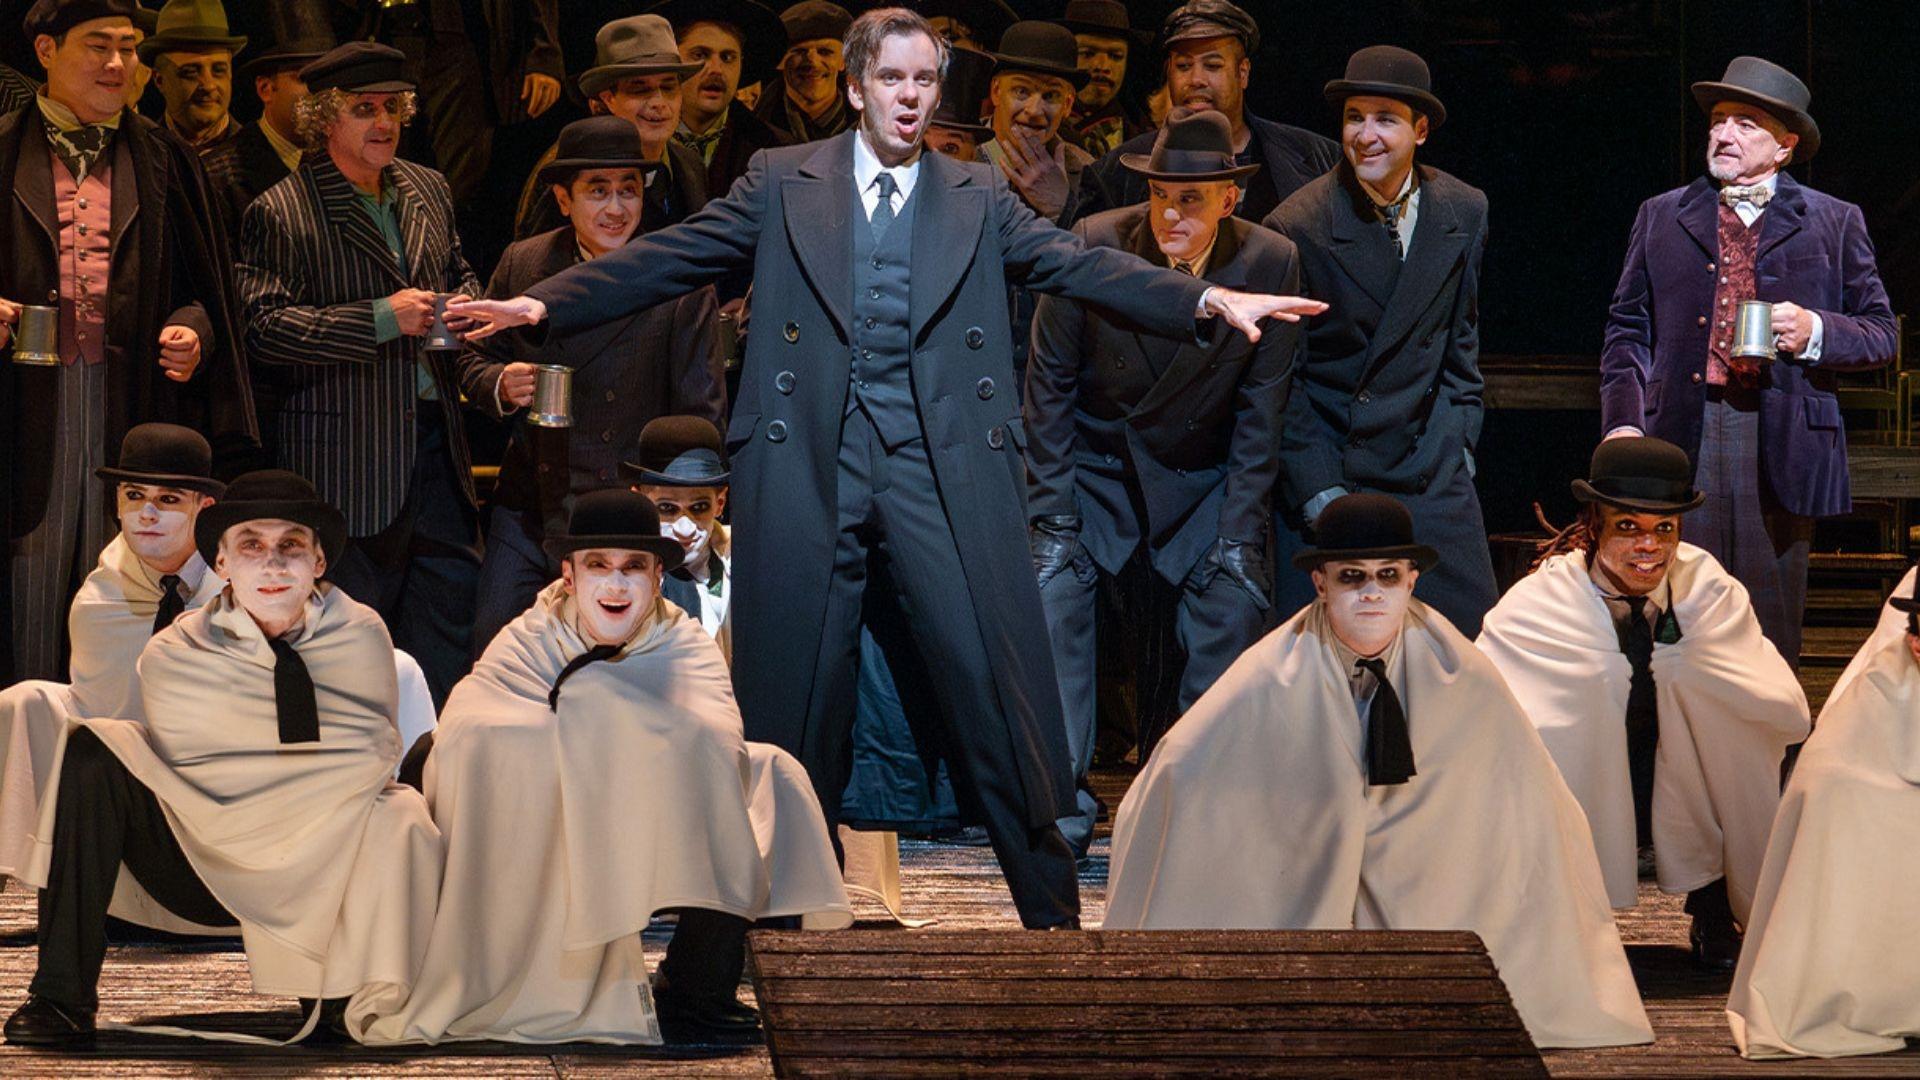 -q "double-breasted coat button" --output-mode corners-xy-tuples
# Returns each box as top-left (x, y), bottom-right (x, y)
(767, 419), (788, 442)
(1356, 390), (1372, 404)
(864, 316), (877, 329)
(965, 326), (985, 349)
(987, 426), (1005, 450)
(1185, 420), (1198, 431)
(775, 370), (796, 394)
(1691, 372), (1704, 384)
(783, 322), (800, 343)
(46, 290), (57, 301)
(1697, 316), (1707, 326)
(601, 430), (613, 443)
(976, 377), (994, 400)
(604, 390), (616, 402)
